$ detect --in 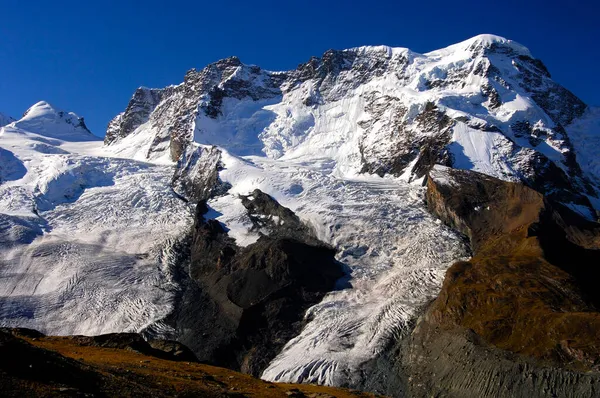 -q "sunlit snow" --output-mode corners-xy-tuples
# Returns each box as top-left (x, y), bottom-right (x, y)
(1, 34), (599, 389)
